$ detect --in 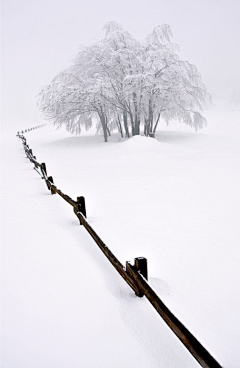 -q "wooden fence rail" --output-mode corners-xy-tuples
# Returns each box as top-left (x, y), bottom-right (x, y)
(16, 131), (222, 368)
(17, 123), (47, 135)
